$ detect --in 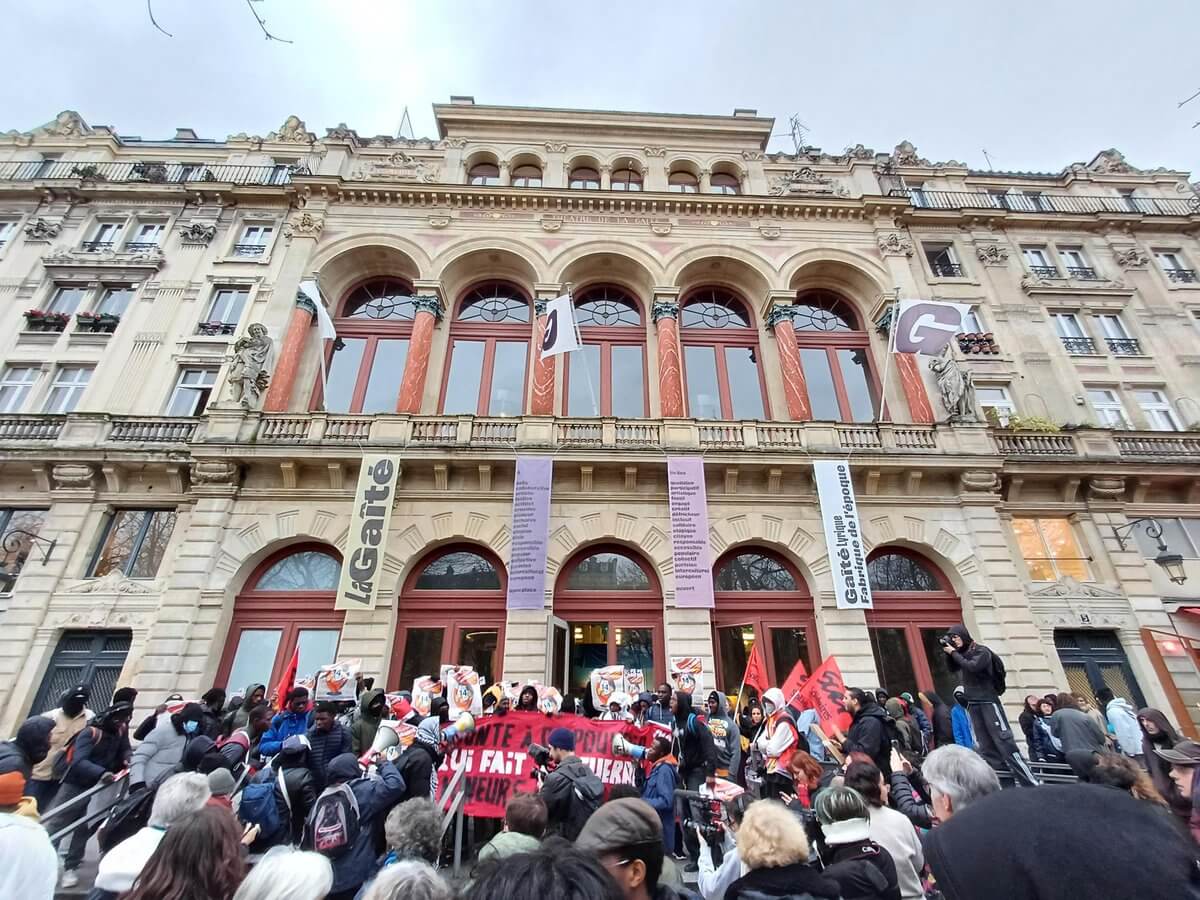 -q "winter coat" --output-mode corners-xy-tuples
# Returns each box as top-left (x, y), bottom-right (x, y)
(642, 756), (678, 854)
(1030, 716), (1064, 763)
(1104, 698), (1142, 757)
(274, 763), (317, 846)
(945, 625), (1000, 703)
(1140, 708), (1190, 819)
(845, 703), (892, 775)
(951, 705), (974, 749)
(924, 693), (954, 748)
(258, 709), (312, 757)
(30, 707), (92, 781)
(823, 841), (902, 900)
(64, 722), (131, 787)
(0, 717), (53, 778)
(323, 755), (407, 894)
(396, 741), (438, 801)
(225, 683), (266, 733)
(350, 689), (385, 756)
(867, 804), (924, 900)
(1050, 708), (1107, 755)
(305, 722), (352, 788)
(477, 829), (540, 864)
(726, 861), (842, 900)
(646, 700), (672, 725)
(672, 692), (718, 781)
(888, 770), (933, 830)
(884, 700), (922, 757)
(129, 716), (186, 787)
(0, 812), (58, 900)
(540, 755), (602, 840)
(909, 707), (932, 746)
(705, 711), (741, 774)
